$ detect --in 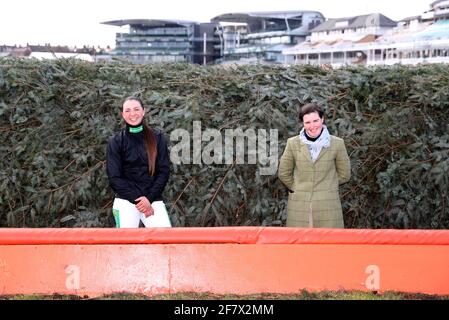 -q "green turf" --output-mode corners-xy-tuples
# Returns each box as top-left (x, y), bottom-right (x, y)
(2, 290), (448, 300)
